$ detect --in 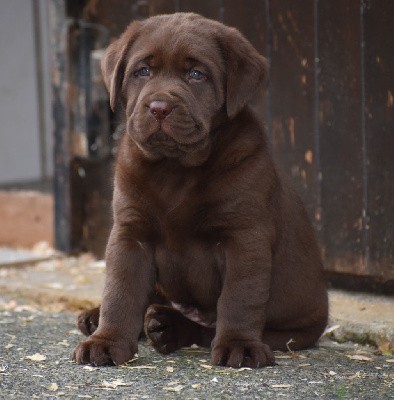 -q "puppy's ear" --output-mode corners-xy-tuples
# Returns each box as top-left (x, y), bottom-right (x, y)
(218, 27), (269, 119)
(101, 21), (142, 111)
